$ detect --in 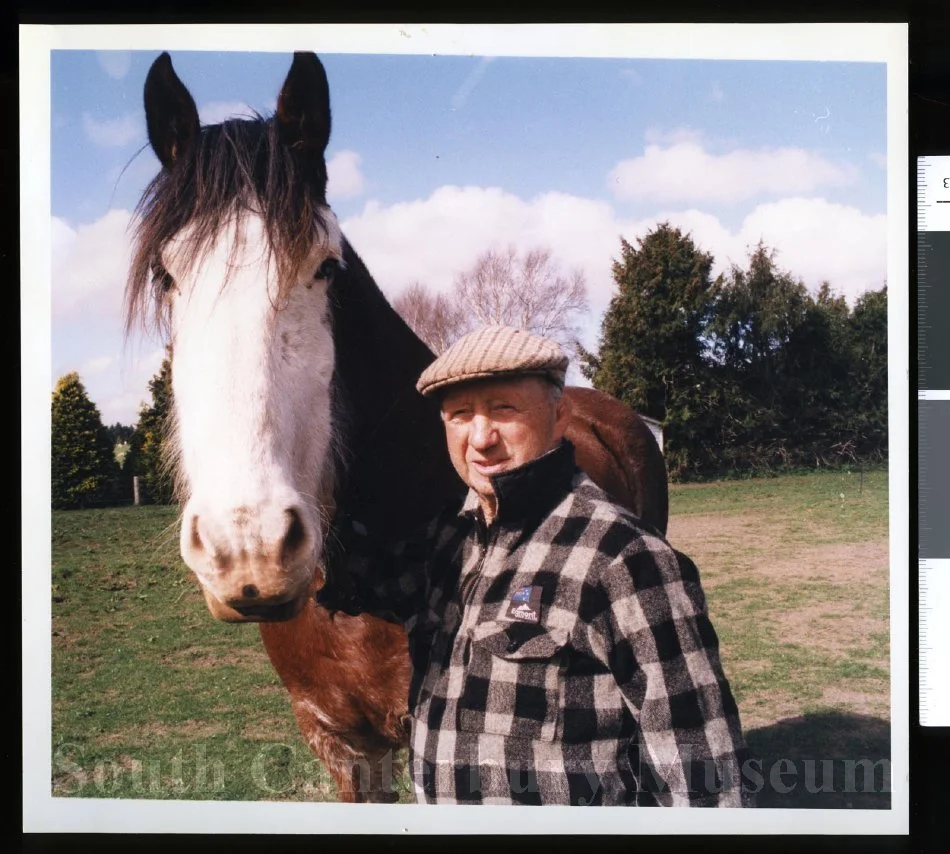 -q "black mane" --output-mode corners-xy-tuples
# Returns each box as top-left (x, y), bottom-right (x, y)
(125, 113), (333, 334)
(126, 68), (459, 542)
